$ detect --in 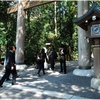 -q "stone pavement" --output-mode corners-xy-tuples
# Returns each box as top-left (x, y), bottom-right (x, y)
(0, 61), (100, 99)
